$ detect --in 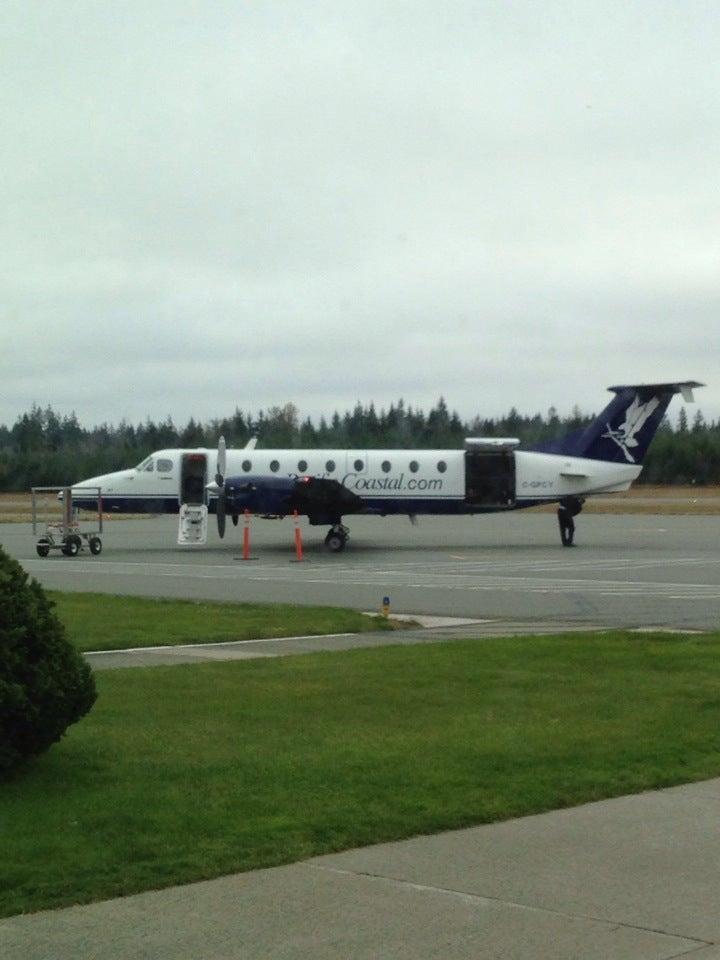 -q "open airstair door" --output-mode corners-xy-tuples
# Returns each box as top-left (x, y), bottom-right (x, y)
(178, 453), (209, 545)
(180, 454), (208, 506)
(464, 441), (516, 508)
